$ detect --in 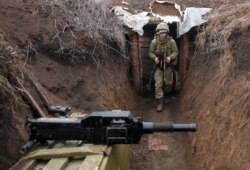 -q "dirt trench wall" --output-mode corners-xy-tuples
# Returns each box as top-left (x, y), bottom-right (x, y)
(0, 41), (137, 170)
(25, 51), (137, 113)
(178, 13), (250, 170)
(0, 0), (137, 112)
(0, 49), (30, 169)
(0, 46), (137, 170)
